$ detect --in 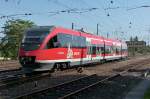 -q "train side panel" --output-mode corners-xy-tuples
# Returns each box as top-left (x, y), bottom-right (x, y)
(19, 26), (128, 73)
